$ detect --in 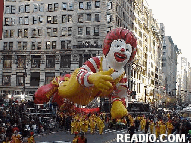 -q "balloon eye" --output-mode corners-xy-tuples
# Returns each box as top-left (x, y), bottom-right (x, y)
(116, 45), (120, 47)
